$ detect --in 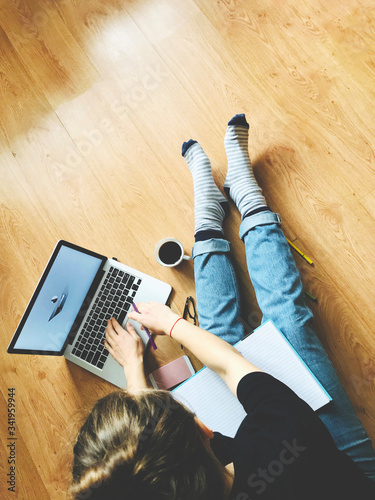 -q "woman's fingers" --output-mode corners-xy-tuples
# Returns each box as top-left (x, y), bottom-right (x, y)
(104, 338), (113, 354)
(105, 318), (141, 345)
(108, 318), (138, 337)
(127, 309), (142, 322)
(104, 318), (144, 367)
(110, 317), (126, 335)
(126, 321), (140, 340)
(105, 318), (117, 340)
(105, 319), (124, 349)
(127, 313), (137, 322)
(127, 302), (172, 335)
